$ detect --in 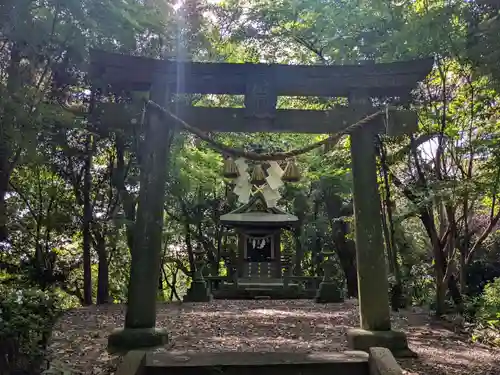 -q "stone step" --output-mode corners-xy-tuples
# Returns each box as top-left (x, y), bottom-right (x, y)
(145, 351), (369, 375)
(212, 286), (317, 300)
